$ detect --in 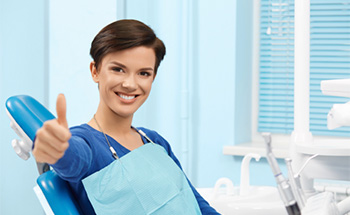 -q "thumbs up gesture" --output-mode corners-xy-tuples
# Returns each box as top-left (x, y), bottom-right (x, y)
(33, 94), (71, 164)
